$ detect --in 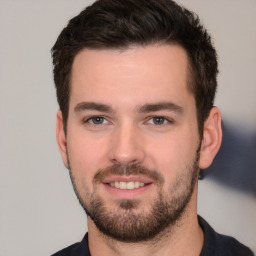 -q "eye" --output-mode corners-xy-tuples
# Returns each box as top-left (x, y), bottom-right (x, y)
(148, 116), (170, 125)
(87, 116), (109, 125)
